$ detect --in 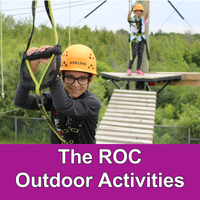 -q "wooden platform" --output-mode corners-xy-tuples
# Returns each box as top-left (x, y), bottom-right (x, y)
(101, 72), (200, 86)
(96, 89), (157, 144)
(154, 72), (200, 86)
(101, 72), (182, 82)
